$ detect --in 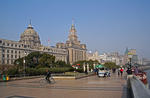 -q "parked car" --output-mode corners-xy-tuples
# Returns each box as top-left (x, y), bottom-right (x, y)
(98, 68), (110, 77)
